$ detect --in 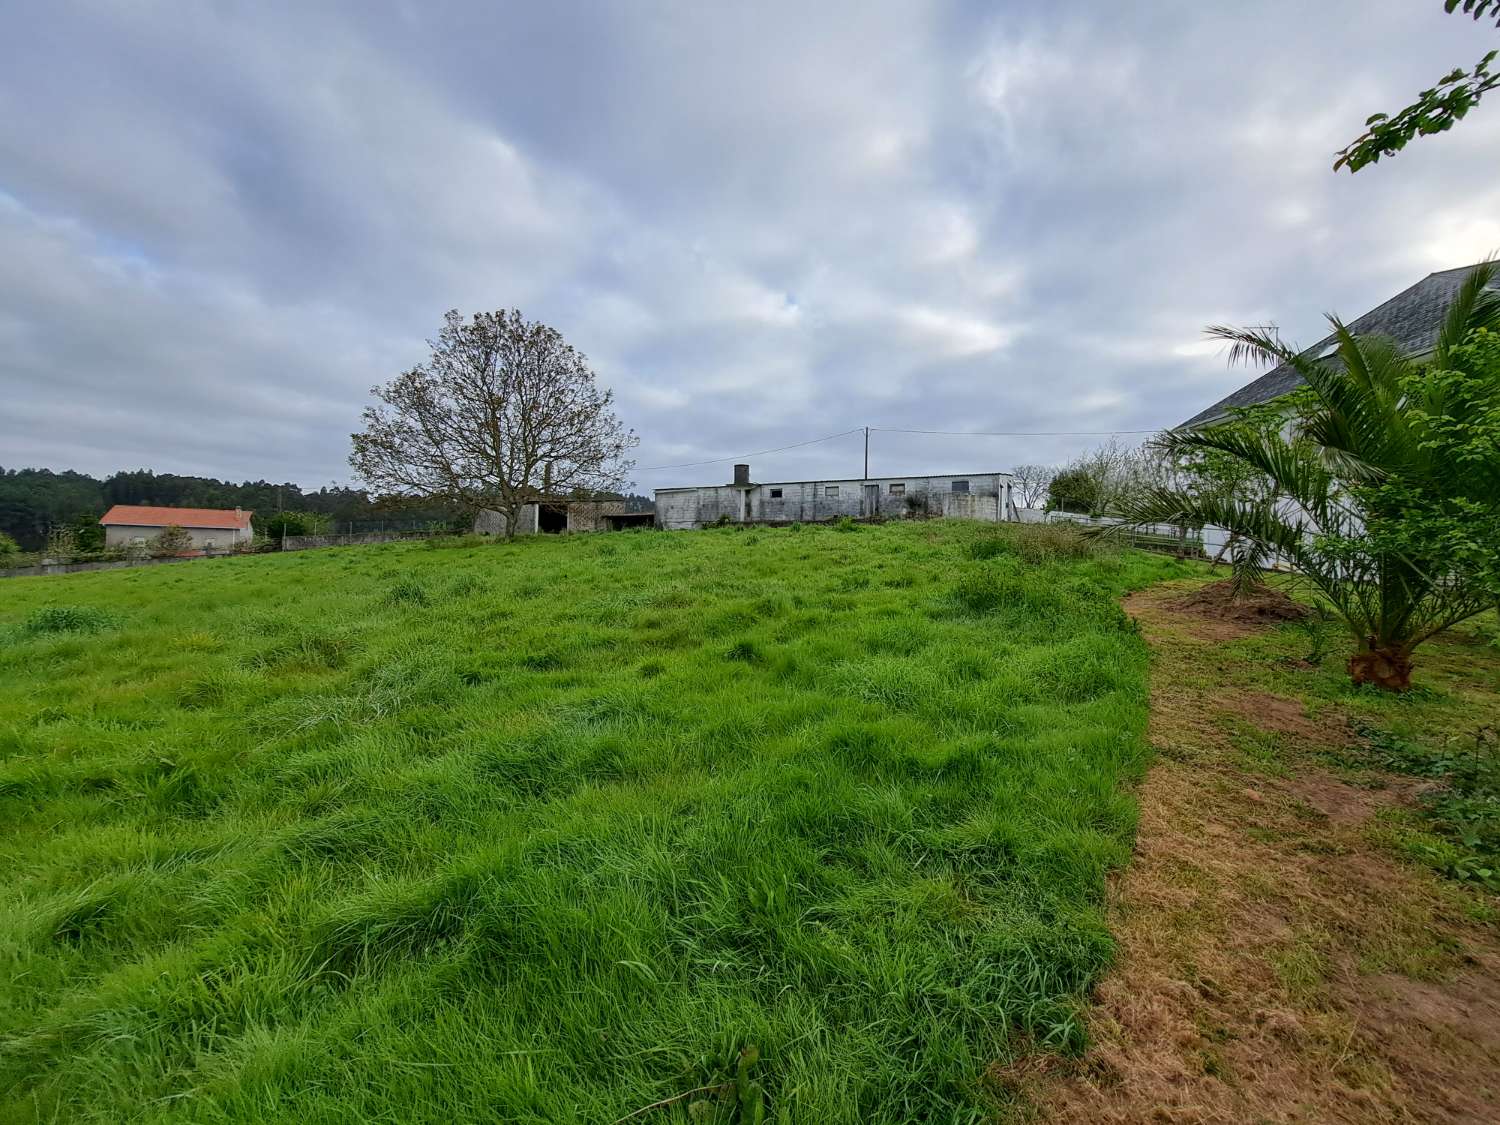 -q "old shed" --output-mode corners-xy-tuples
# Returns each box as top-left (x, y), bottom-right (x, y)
(655, 464), (1017, 529)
